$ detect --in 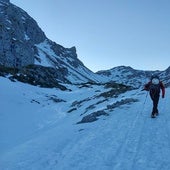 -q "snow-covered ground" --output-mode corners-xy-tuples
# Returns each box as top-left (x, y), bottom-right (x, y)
(0, 77), (170, 170)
